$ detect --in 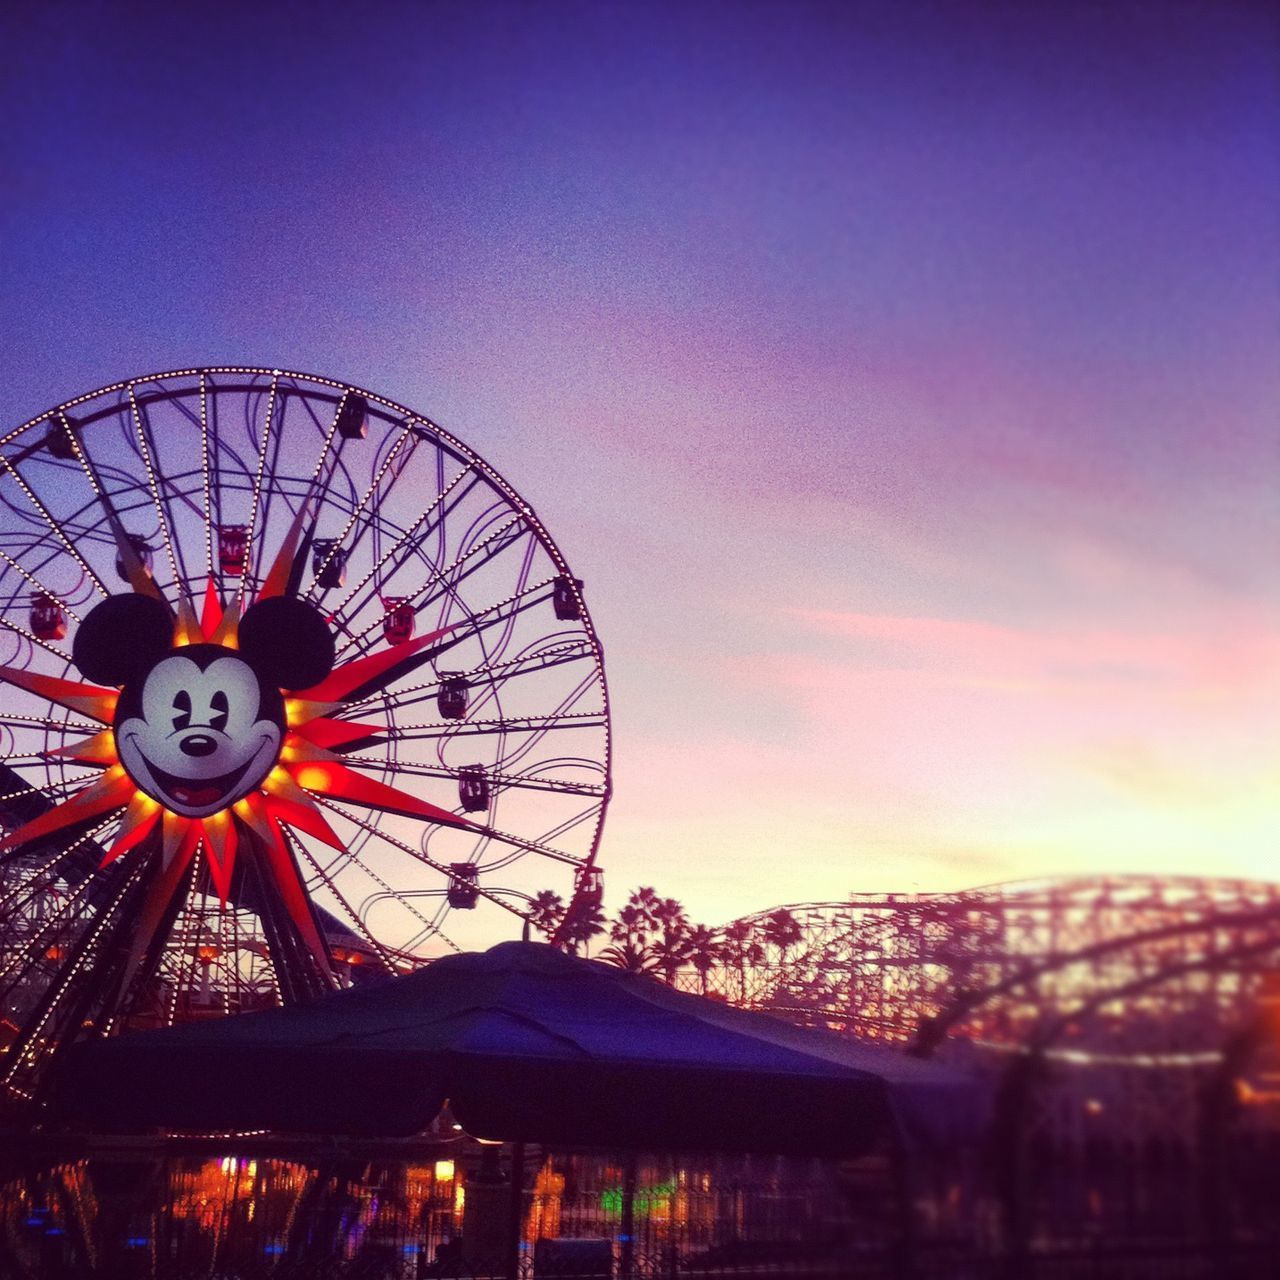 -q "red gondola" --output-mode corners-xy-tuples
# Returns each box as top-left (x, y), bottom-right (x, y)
(218, 525), (249, 576)
(381, 596), (415, 645)
(29, 594), (67, 642)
